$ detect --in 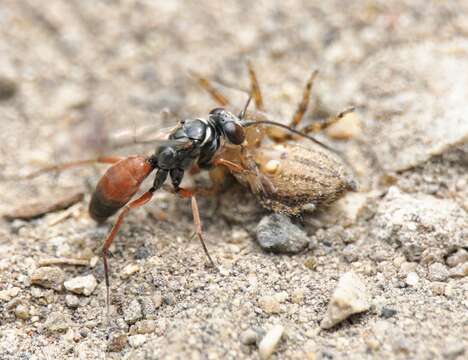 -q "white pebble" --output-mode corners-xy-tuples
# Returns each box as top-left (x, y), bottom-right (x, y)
(258, 324), (284, 360)
(128, 334), (147, 348)
(320, 272), (370, 329)
(405, 272), (419, 287)
(64, 275), (97, 296)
